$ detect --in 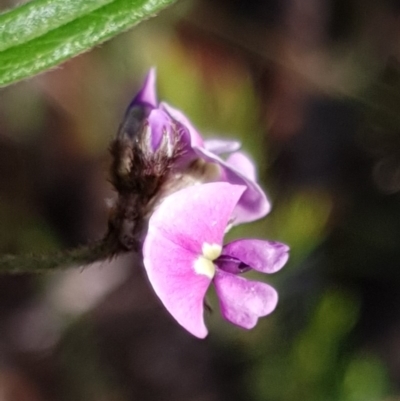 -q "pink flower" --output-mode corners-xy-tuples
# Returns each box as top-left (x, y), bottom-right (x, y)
(122, 69), (271, 224)
(143, 182), (289, 338)
(161, 102), (271, 224)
